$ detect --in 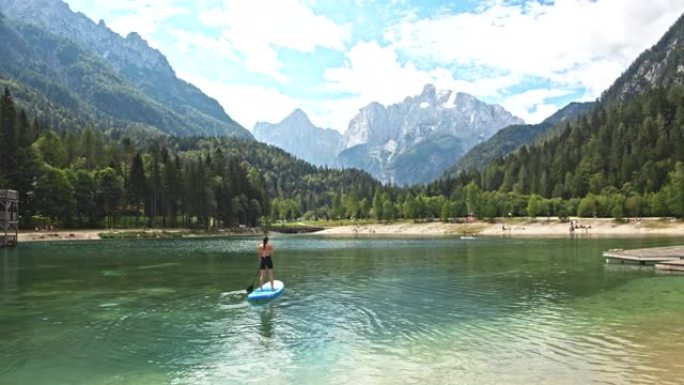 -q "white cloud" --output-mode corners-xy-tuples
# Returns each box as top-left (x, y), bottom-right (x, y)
(321, 41), (532, 128)
(66, 0), (188, 48)
(501, 88), (575, 123)
(178, 72), (300, 131)
(65, 0), (684, 130)
(323, 41), (432, 104)
(169, 29), (238, 61)
(385, 0), (684, 99)
(198, 0), (351, 81)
